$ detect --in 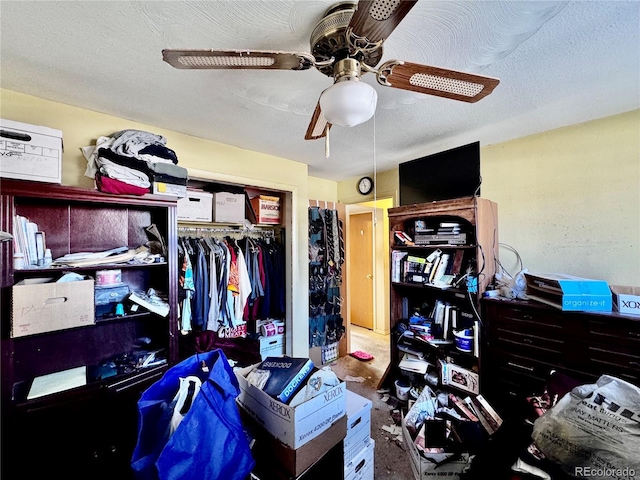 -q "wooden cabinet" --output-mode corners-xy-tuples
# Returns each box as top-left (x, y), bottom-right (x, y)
(481, 298), (640, 413)
(0, 179), (178, 479)
(386, 196), (498, 386)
